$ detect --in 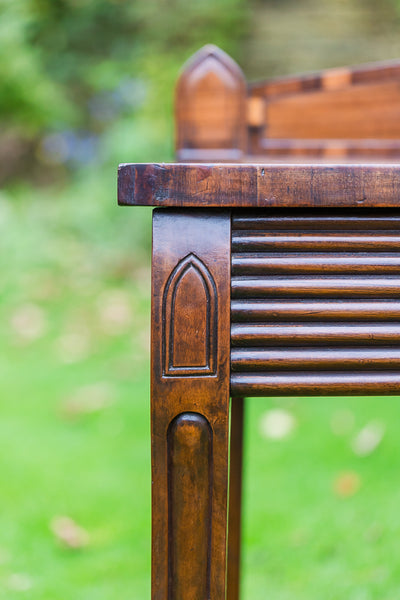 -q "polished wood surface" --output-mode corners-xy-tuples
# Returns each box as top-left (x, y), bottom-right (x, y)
(227, 396), (244, 600)
(118, 163), (400, 208)
(174, 45), (400, 160)
(230, 372), (400, 396)
(232, 253), (400, 274)
(232, 212), (400, 230)
(231, 278), (400, 297)
(175, 45), (246, 162)
(230, 209), (400, 398)
(231, 300), (400, 322)
(151, 209), (231, 600)
(119, 45), (400, 600)
(249, 60), (400, 158)
(231, 348), (400, 371)
(168, 413), (212, 600)
(232, 323), (400, 344)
